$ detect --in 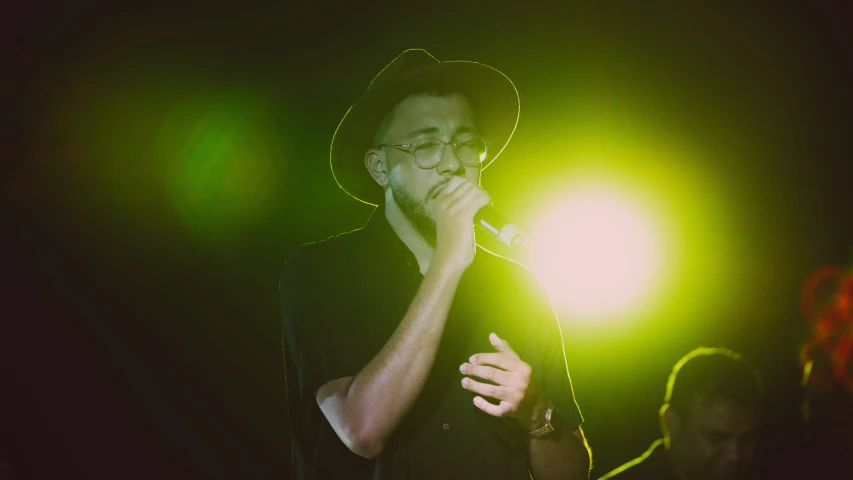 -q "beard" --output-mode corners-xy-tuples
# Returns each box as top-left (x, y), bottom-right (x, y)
(389, 174), (441, 245)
